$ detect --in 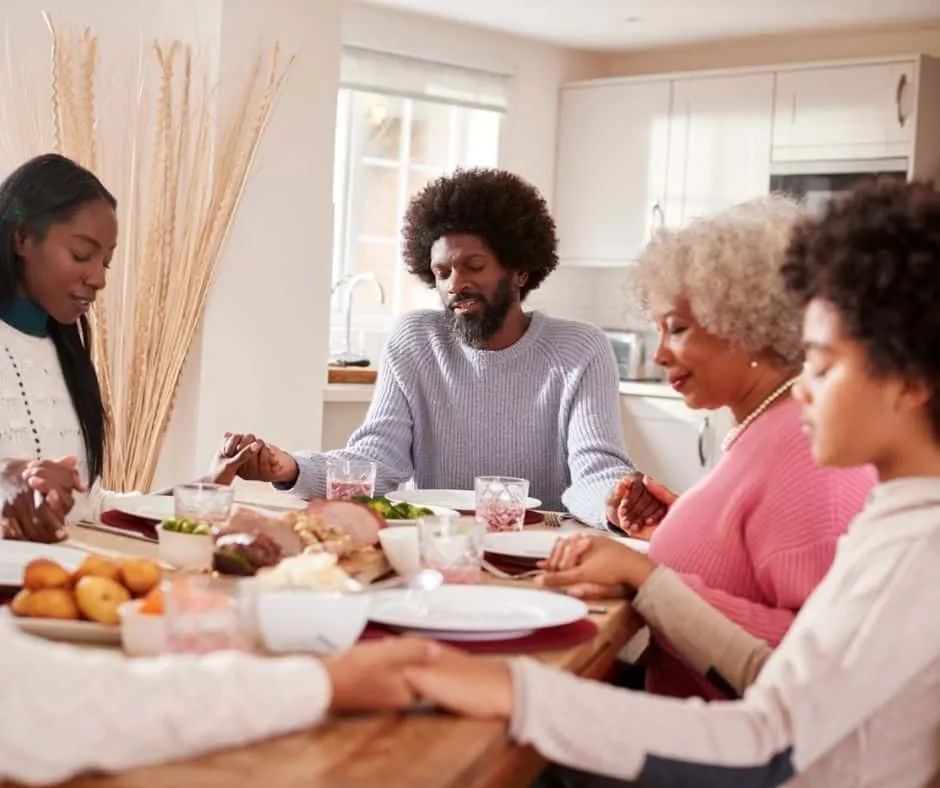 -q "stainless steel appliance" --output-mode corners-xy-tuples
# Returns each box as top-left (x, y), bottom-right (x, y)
(770, 158), (908, 215)
(604, 329), (648, 381)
